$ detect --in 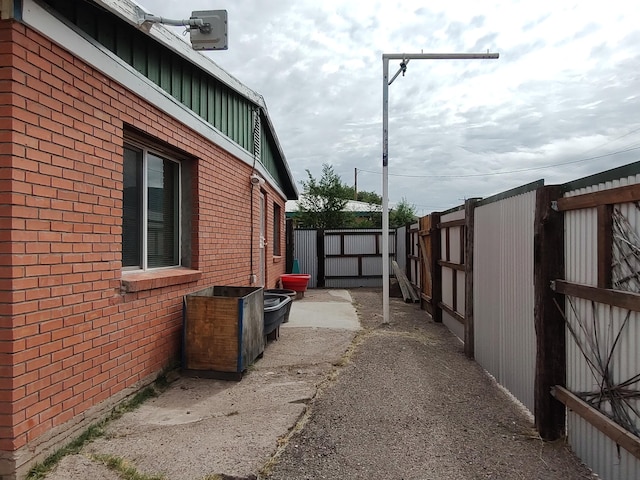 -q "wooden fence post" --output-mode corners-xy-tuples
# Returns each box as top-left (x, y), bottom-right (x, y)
(316, 229), (325, 288)
(464, 199), (478, 359)
(534, 185), (566, 440)
(431, 212), (442, 323)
